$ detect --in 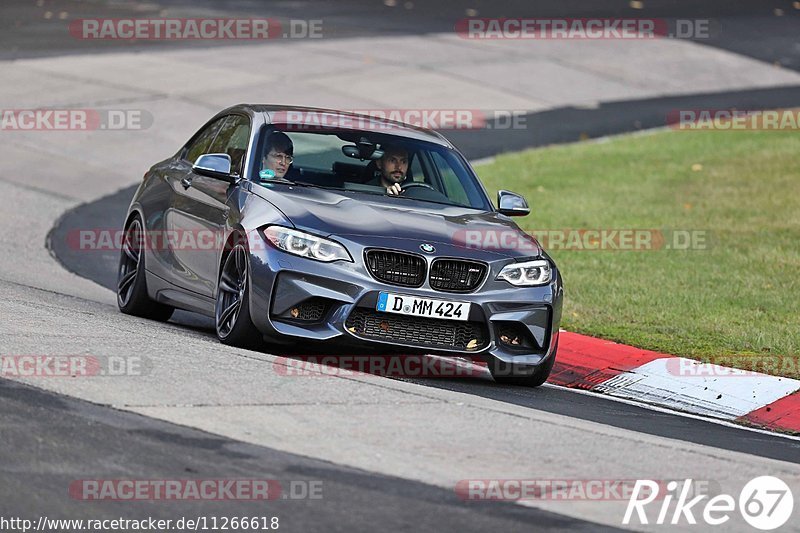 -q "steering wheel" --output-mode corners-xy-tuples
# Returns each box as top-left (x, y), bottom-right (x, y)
(401, 182), (435, 192)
